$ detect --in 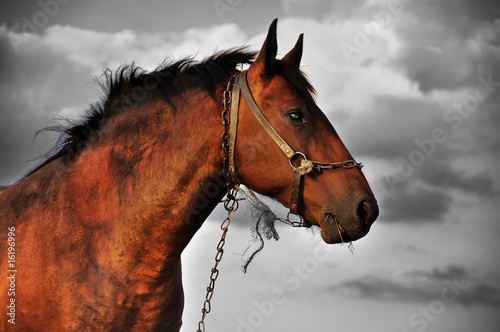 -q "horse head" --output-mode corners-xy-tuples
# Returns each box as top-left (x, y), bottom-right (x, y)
(233, 19), (378, 244)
